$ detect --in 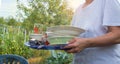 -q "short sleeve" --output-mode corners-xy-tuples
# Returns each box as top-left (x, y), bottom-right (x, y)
(103, 0), (120, 26)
